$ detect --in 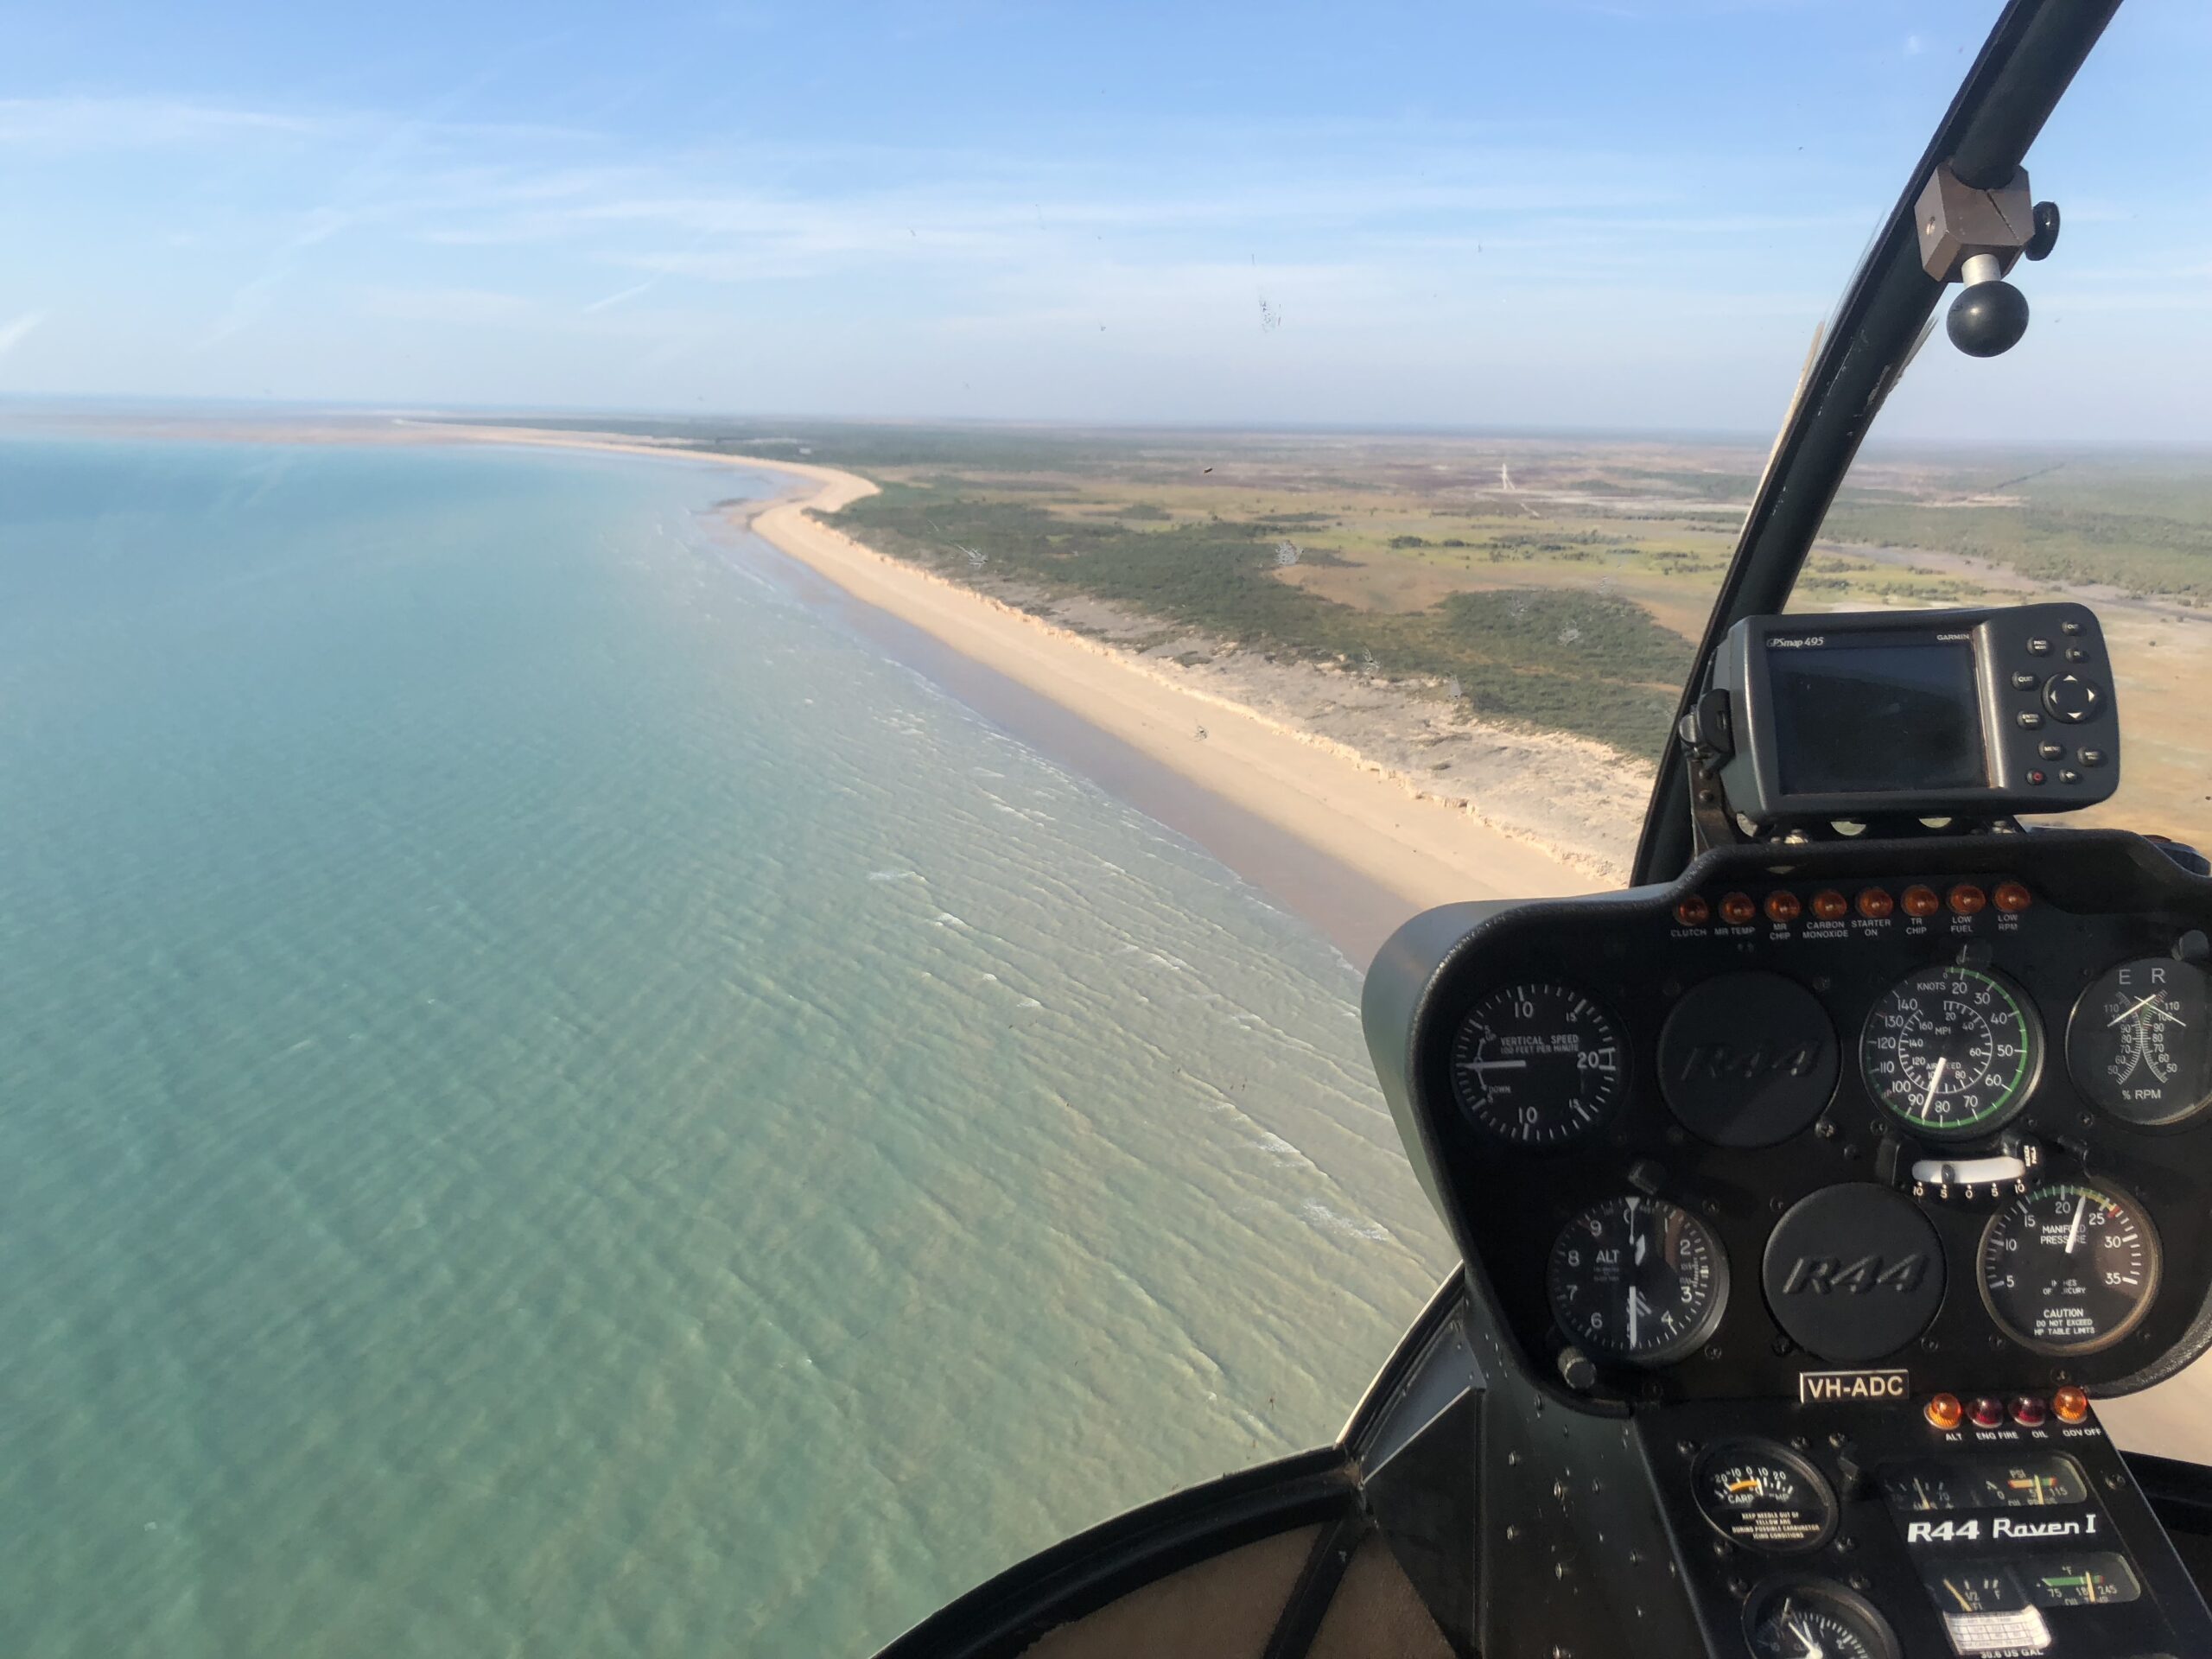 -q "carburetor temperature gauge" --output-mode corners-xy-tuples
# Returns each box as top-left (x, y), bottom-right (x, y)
(1693, 1441), (1835, 1553)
